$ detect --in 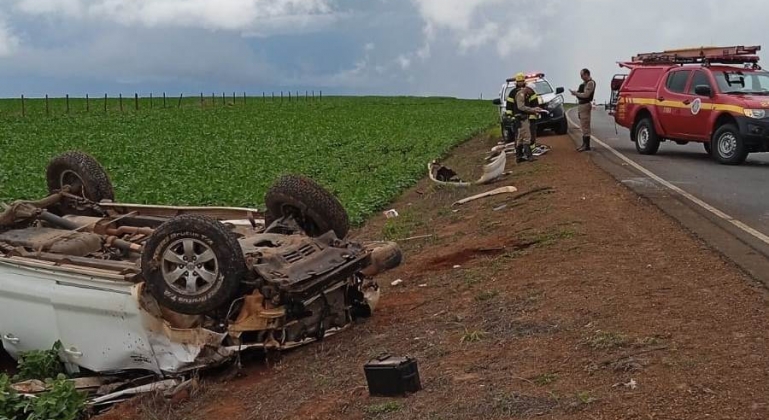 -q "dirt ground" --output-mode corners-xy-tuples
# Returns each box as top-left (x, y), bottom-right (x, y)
(97, 131), (769, 420)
